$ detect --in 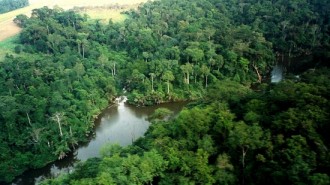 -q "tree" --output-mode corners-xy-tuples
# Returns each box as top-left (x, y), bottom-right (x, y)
(228, 122), (267, 184)
(3, 1), (330, 183)
(200, 64), (210, 88)
(76, 39), (82, 55)
(98, 54), (108, 69)
(47, 34), (65, 53)
(149, 73), (155, 92)
(142, 52), (152, 62)
(51, 112), (65, 137)
(0, 0), (29, 14)
(148, 107), (173, 121)
(77, 33), (89, 58)
(161, 70), (175, 94)
(73, 62), (85, 80)
(81, 39), (88, 58)
(184, 46), (204, 64)
(13, 14), (29, 27)
(109, 60), (116, 76)
(180, 63), (193, 84)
